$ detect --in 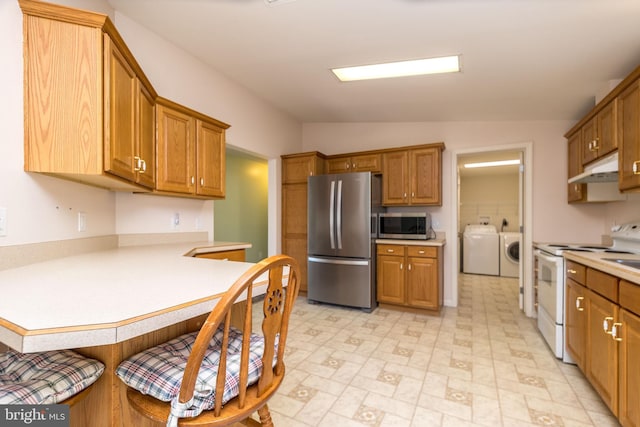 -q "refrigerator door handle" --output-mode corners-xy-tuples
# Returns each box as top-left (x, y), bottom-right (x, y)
(308, 256), (369, 266)
(329, 180), (336, 249)
(336, 179), (343, 249)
